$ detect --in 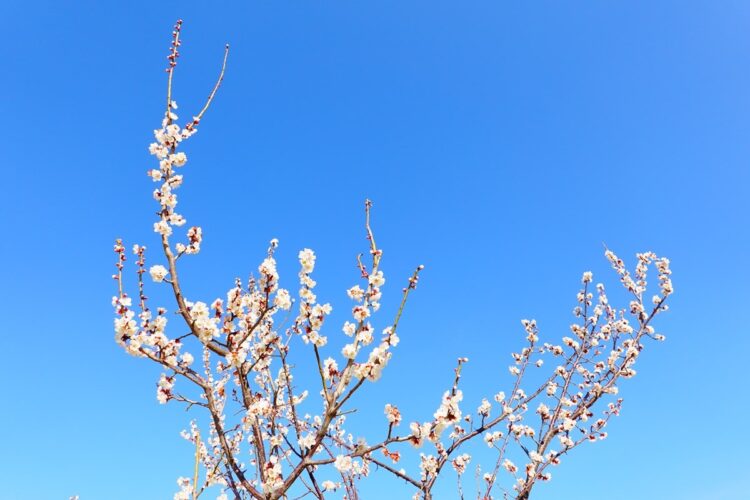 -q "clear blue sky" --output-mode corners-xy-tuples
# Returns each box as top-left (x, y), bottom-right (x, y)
(1, 1), (748, 499)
